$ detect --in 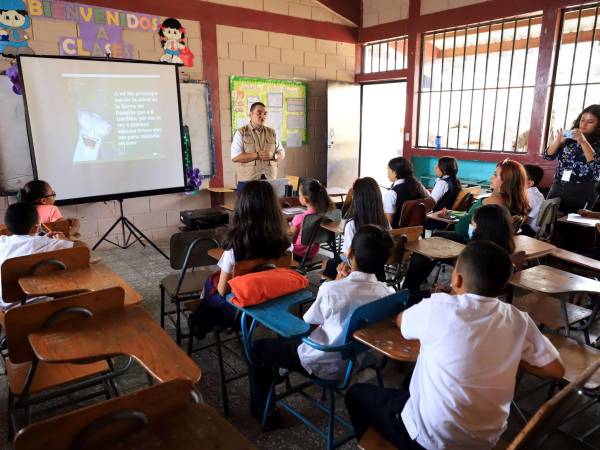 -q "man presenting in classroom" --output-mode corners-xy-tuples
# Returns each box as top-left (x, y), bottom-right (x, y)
(231, 102), (286, 181)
